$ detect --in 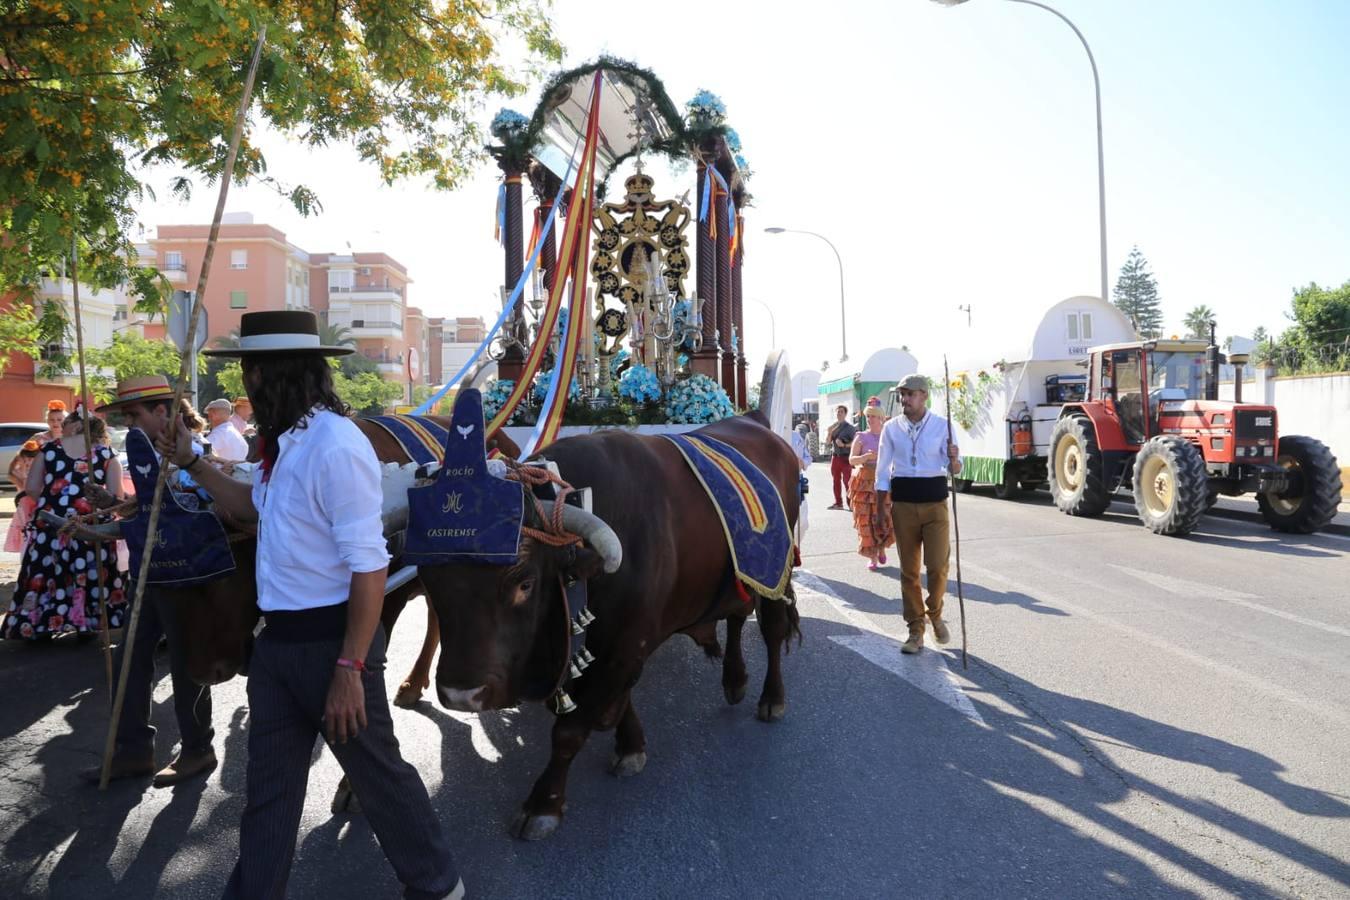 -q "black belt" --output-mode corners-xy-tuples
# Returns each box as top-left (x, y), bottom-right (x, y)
(262, 602), (348, 642)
